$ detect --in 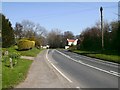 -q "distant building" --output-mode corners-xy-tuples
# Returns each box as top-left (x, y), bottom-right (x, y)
(65, 39), (78, 49)
(67, 39), (78, 46)
(41, 45), (49, 49)
(65, 46), (69, 49)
